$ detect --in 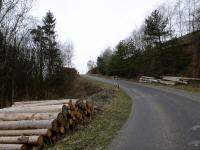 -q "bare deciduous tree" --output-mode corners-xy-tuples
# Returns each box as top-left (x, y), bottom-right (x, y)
(87, 60), (96, 71)
(61, 41), (74, 68)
